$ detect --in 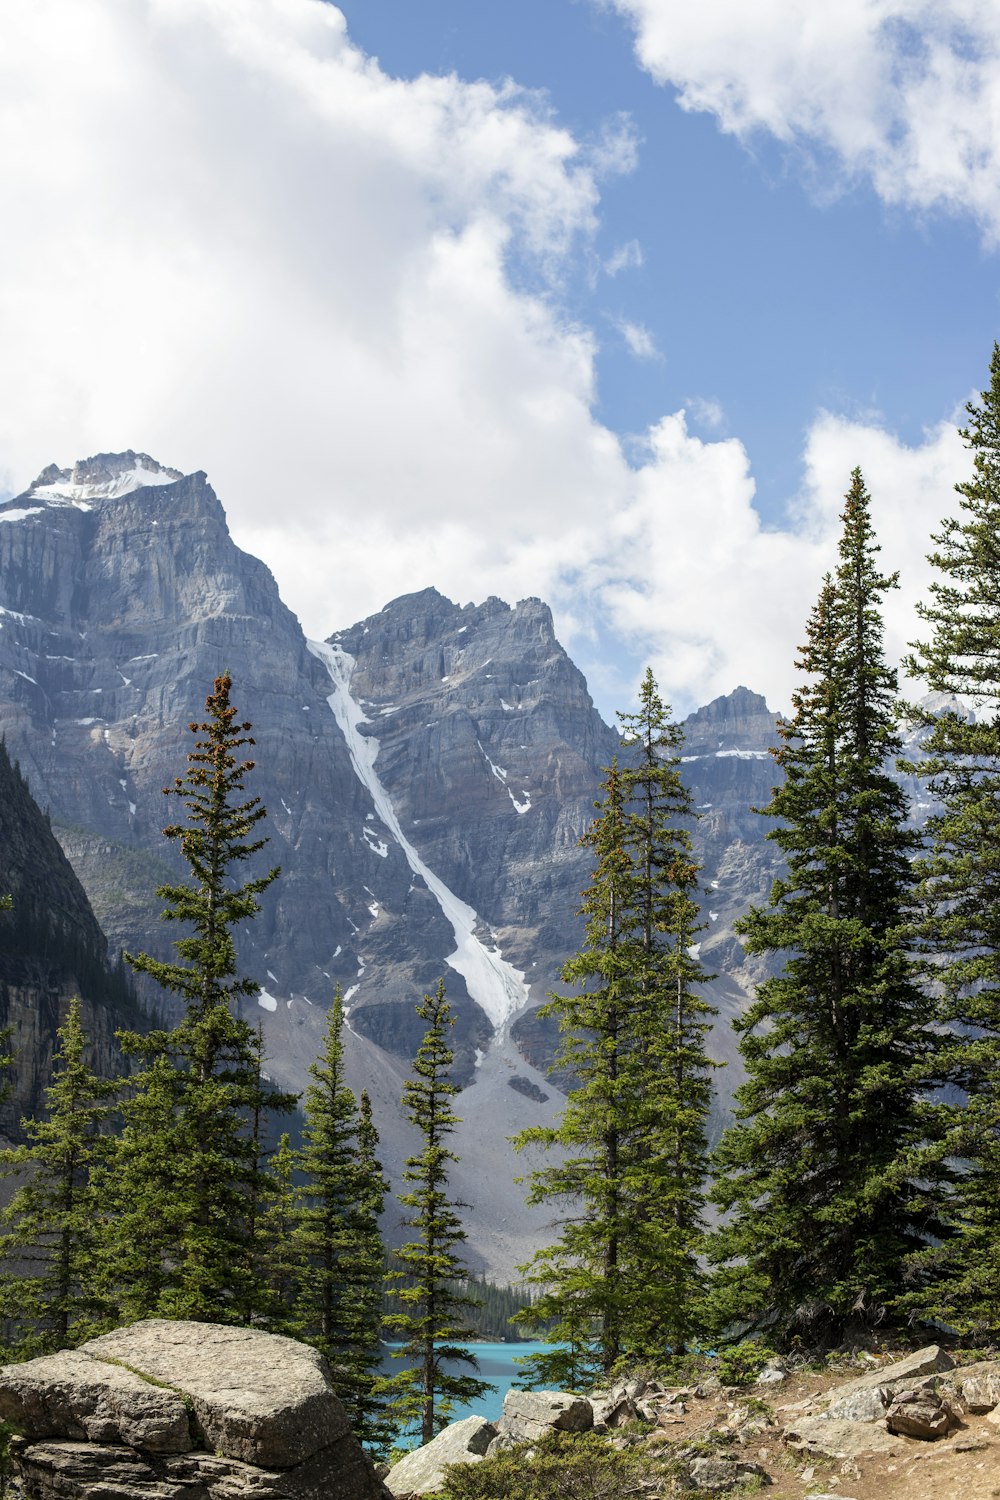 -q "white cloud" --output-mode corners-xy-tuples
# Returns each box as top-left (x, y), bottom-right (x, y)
(567, 406), (966, 717)
(615, 319), (660, 360)
(0, 0), (975, 725)
(608, 0), (1000, 239)
(685, 396), (726, 432)
(0, 0), (624, 635)
(604, 238), (644, 275)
